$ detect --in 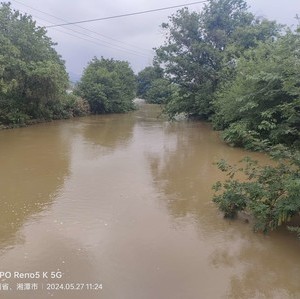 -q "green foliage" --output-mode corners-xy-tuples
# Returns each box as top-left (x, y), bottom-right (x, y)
(136, 66), (163, 98)
(76, 57), (136, 114)
(212, 73), (300, 240)
(200, 0), (253, 50)
(40, 94), (90, 120)
(213, 146), (300, 234)
(221, 122), (260, 149)
(144, 78), (178, 104)
(155, 0), (281, 119)
(0, 103), (30, 125)
(155, 7), (220, 118)
(137, 65), (175, 104)
(213, 30), (300, 148)
(148, 0), (281, 121)
(63, 94), (90, 117)
(0, 2), (74, 125)
(136, 65), (175, 104)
